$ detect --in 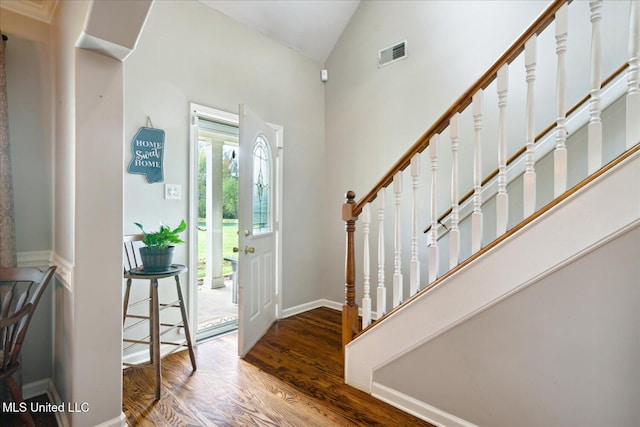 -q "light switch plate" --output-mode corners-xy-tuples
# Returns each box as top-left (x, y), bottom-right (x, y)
(165, 184), (181, 200)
